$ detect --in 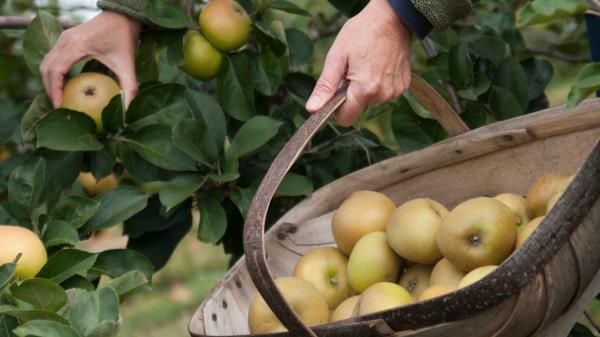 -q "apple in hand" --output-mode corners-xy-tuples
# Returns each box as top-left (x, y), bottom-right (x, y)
(356, 282), (413, 315)
(437, 197), (517, 272)
(430, 258), (466, 287)
(62, 72), (120, 133)
(293, 247), (352, 309)
(386, 198), (448, 264)
(248, 277), (329, 334)
(0, 225), (47, 279)
(398, 264), (432, 299)
(332, 191), (396, 255)
(347, 232), (404, 293)
(330, 295), (360, 322)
